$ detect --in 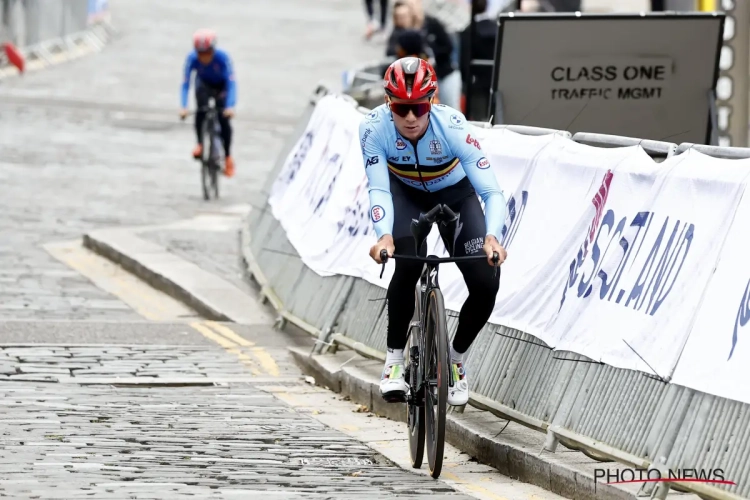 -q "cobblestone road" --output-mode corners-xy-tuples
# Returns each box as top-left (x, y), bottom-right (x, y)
(0, 342), (473, 499)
